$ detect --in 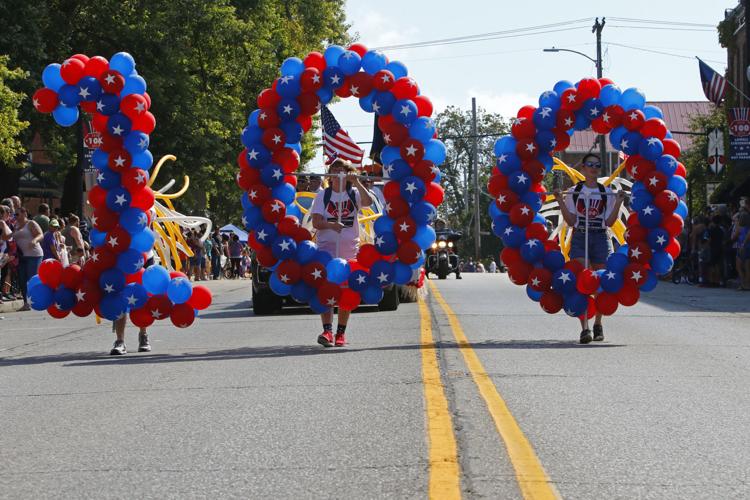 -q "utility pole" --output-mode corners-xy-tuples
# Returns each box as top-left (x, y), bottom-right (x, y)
(593, 17), (608, 175)
(471, 97), (481, 262)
